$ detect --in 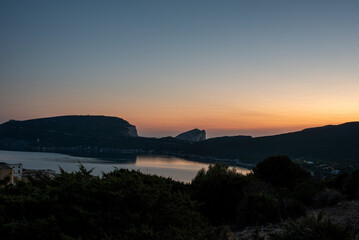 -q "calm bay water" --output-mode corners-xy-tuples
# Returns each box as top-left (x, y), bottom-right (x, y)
(0, 150), (250, 183)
